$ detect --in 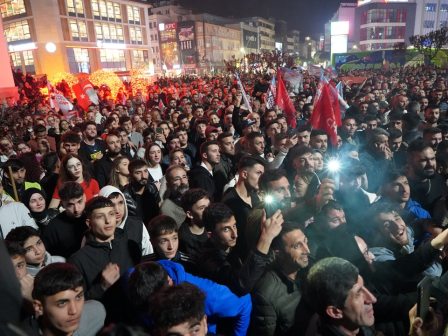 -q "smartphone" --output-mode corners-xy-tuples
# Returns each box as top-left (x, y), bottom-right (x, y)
(264, 199), (279, 218)
(156, 127), (163, 134)
(417, 276), (433, 319)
